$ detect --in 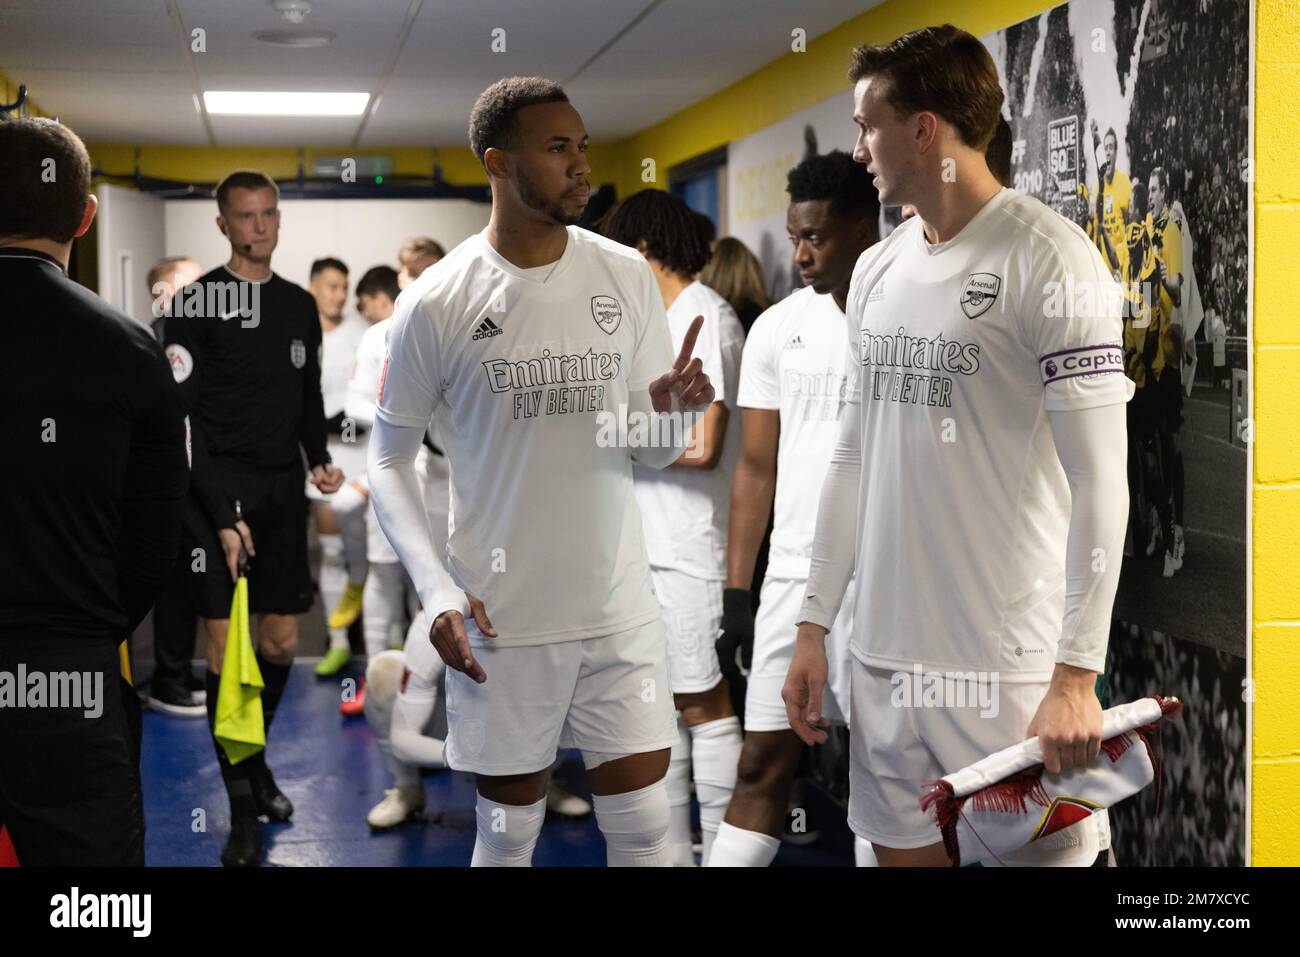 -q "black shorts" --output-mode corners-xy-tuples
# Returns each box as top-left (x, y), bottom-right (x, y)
(1127, 383), (1162, 442)
(184, 462), (312, 619)
(1158, 367), (1184, 433)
